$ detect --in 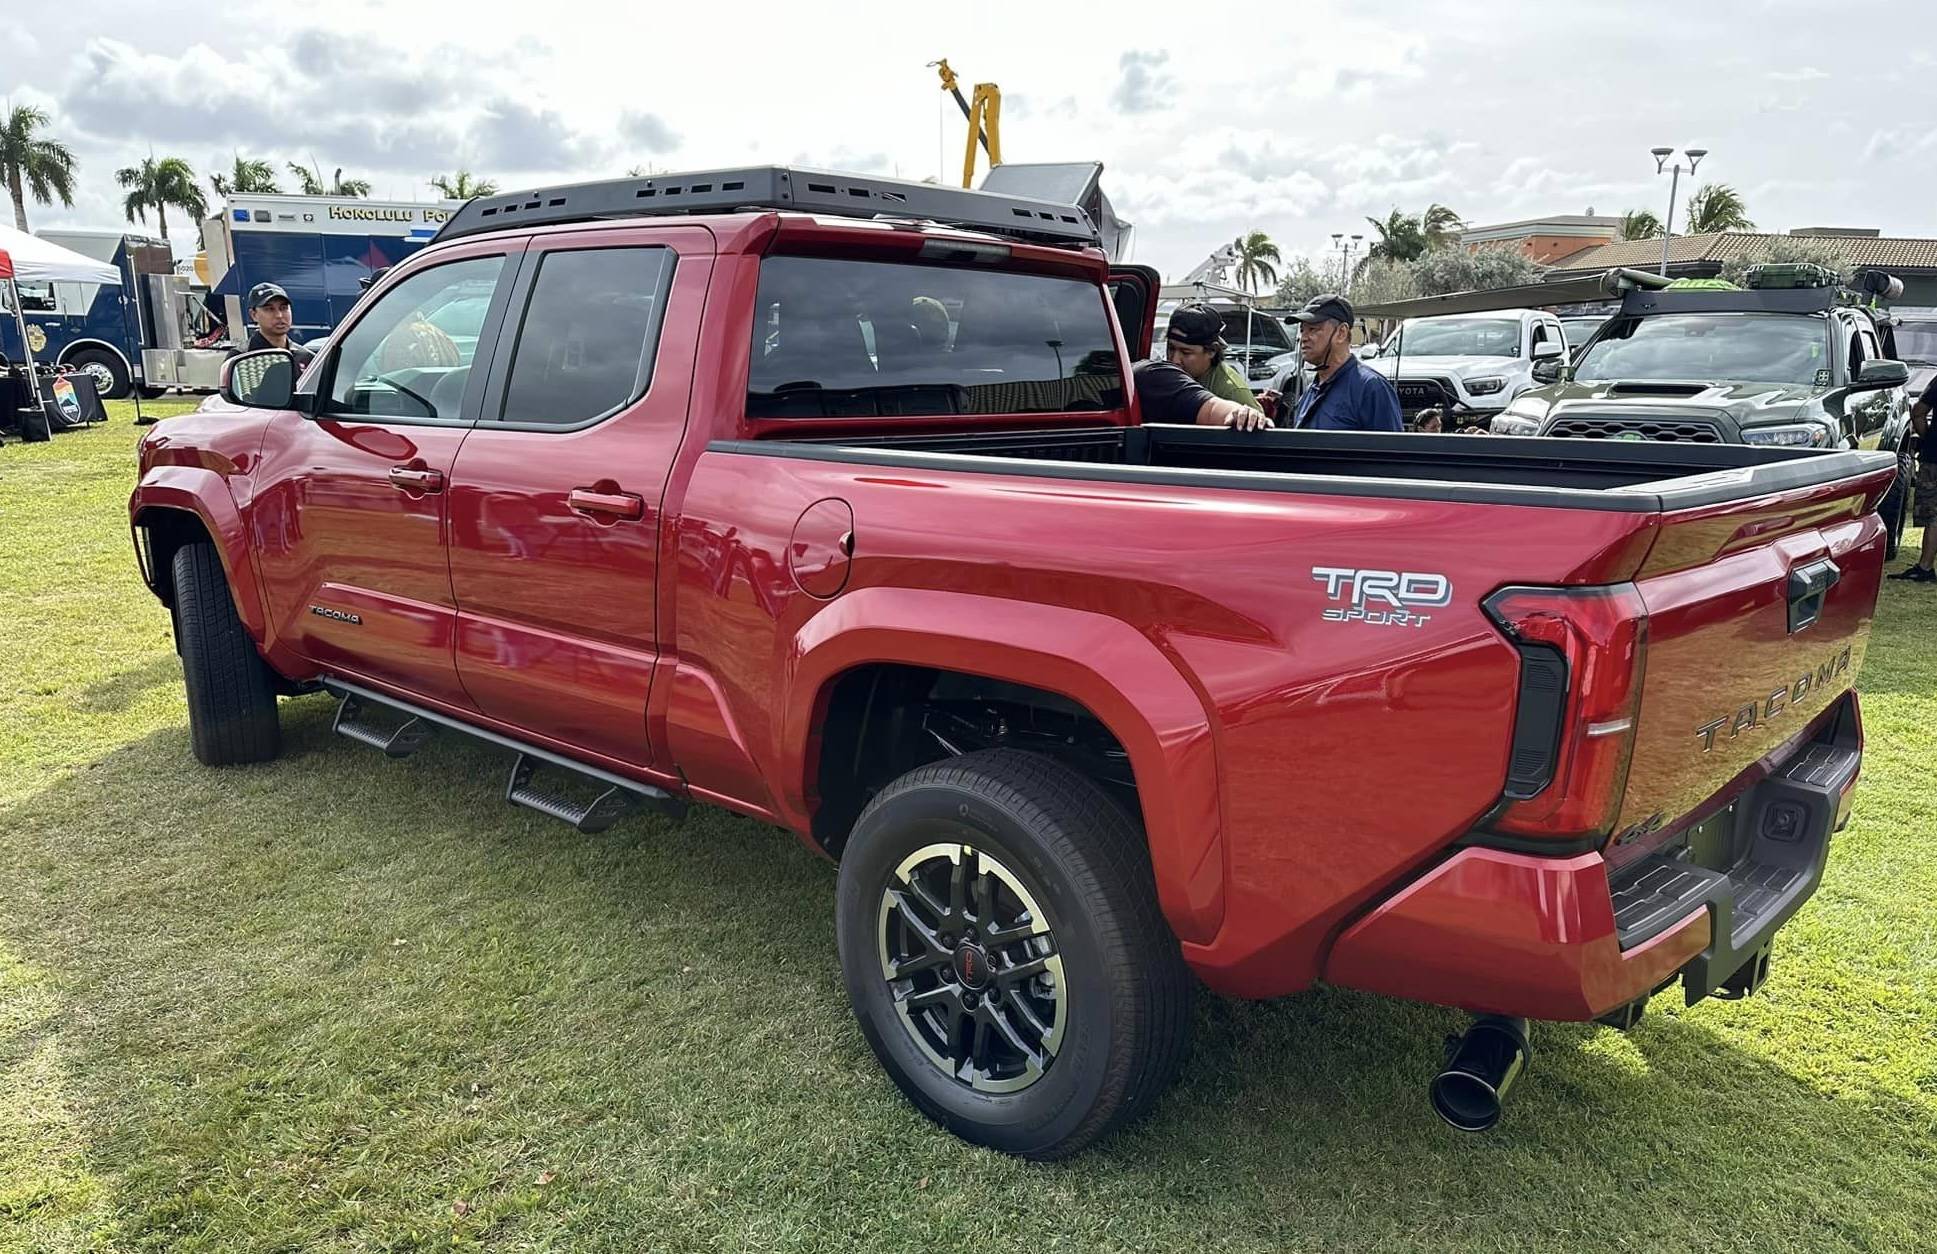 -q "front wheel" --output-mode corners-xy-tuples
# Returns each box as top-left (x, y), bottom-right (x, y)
(835, 749), (1192, 1159)
(171, 543), (282, 765)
